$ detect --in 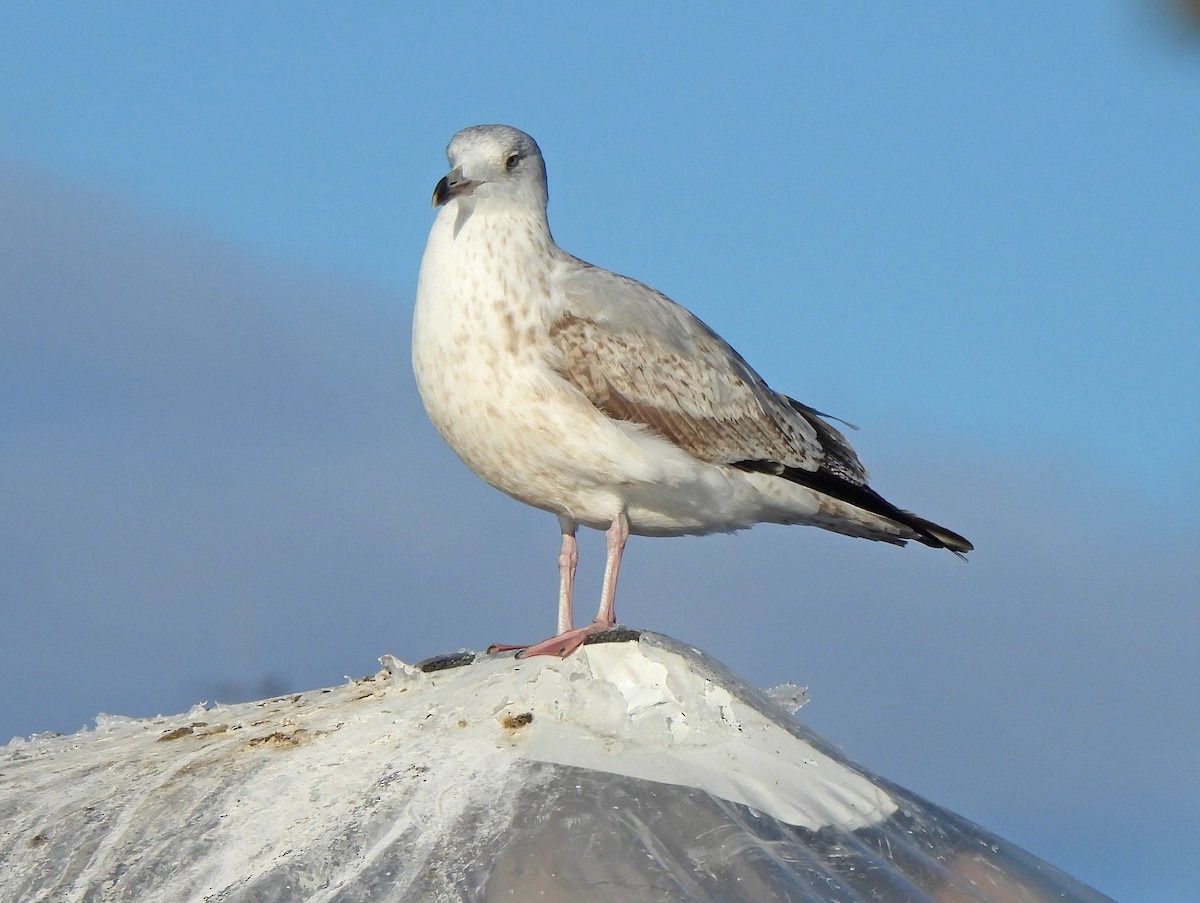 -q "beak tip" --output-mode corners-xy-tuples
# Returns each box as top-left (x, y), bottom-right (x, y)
(432, 175), (451, 208)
